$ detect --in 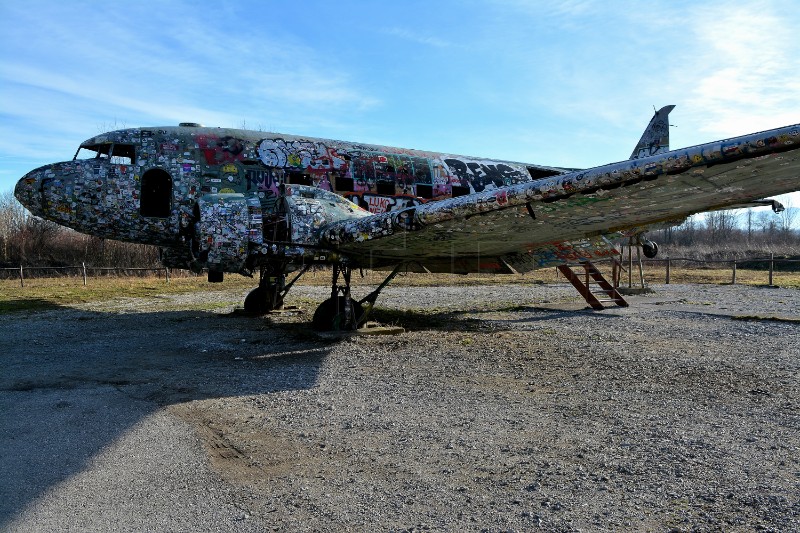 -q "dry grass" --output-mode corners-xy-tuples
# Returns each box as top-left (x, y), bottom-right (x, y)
(0, 275), (253, 313)
(637, 265), (800, 287)
(1, 264), (798, 313)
